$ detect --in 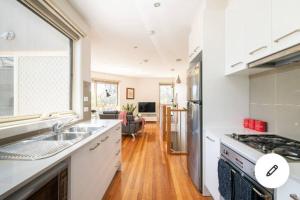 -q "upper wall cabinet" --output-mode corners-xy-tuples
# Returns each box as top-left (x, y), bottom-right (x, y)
(225, 0), (300, 75)
(225, 0), (247, 75)
(244, 0), (272, 63)
(271, 0), (300, 52)
(189, 10), (204, 62)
